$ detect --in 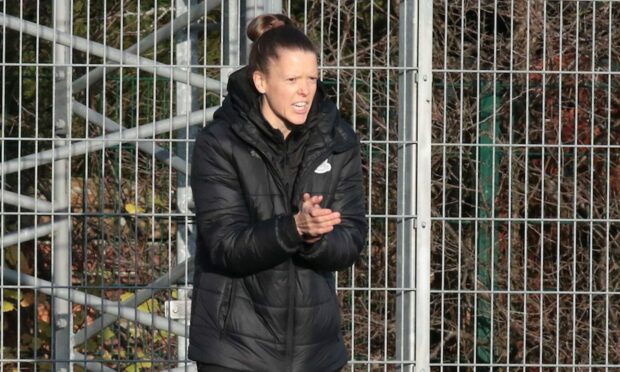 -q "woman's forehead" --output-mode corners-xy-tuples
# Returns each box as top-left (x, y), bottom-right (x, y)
(268, 49), (318, 71)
